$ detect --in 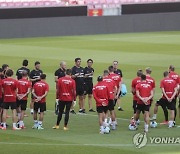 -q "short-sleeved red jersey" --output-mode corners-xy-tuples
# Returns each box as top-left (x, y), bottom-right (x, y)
(2, 78), (17, 103)
(160, 77), (177, 99)
(146, 75), (155, 89)
(136, 81), (153, 105)
(103, 76), (116, 100)
(131, 77), (141, 101)
(169, 71), (179, 84)
(33, 80), (49, 103)
(0, 79), (2, 99)
(58, 76), (76, 102)
(93, 81), (109, 107)
(108, 73), (121, 88)
(17, 78), (31, 100)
